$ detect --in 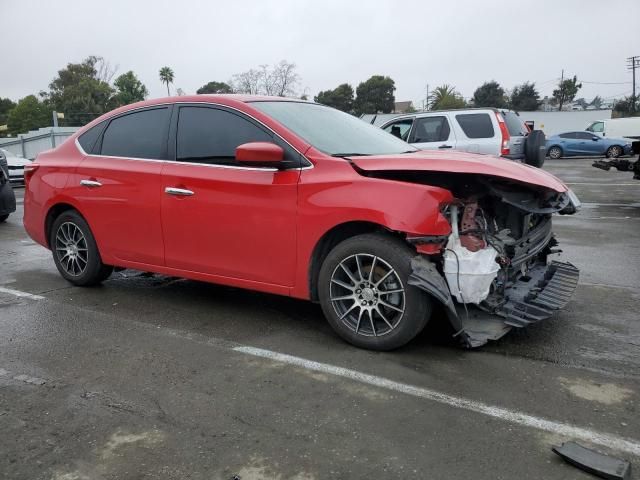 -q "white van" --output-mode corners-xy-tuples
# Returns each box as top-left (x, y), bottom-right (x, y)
(379, 108), (546, 166)
(586, 117), (640, 140)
